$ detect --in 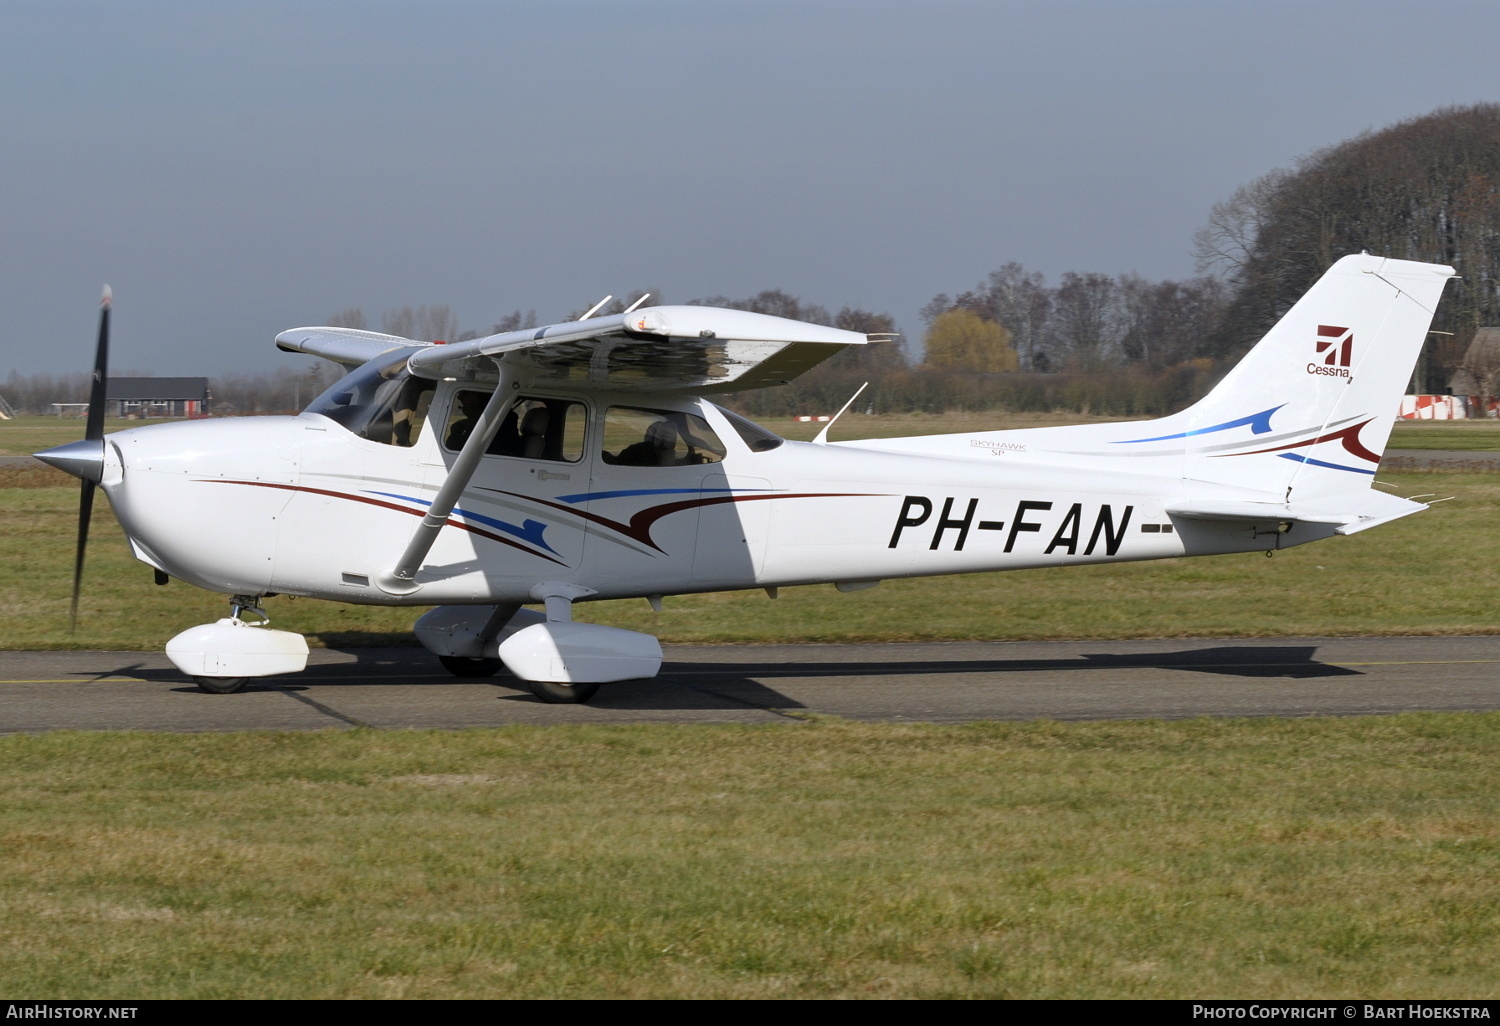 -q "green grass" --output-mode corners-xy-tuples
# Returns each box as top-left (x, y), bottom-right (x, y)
(0, 416), (175, 456)
(5, 465), (1497, 650)
(1386, 420), (1500, 451)
(1, 717), (1496, 998)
